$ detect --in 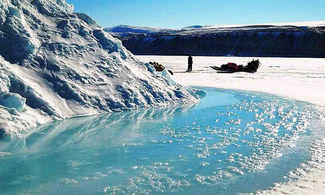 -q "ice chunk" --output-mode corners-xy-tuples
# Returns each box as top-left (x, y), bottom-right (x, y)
(0, 0), (198, 137)
(92, 30), (119, 53)
(0, 93), (25, 112)
(75, 13), (100, 28)
(161, 69), (177, 86)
